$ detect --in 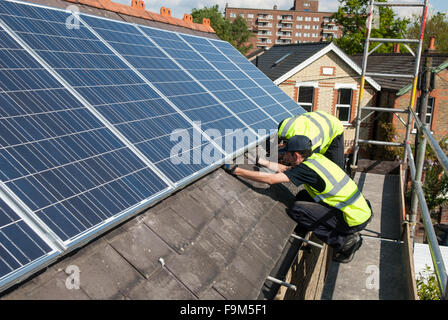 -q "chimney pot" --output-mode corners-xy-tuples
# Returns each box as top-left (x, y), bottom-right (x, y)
(393, 43), (400, 53)
(429, 36), (436, 50)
